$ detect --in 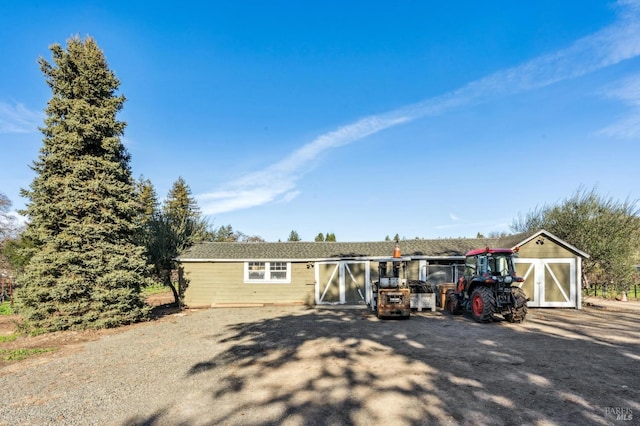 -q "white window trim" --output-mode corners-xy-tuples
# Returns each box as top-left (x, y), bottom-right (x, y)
(244, 261), (292, 284)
